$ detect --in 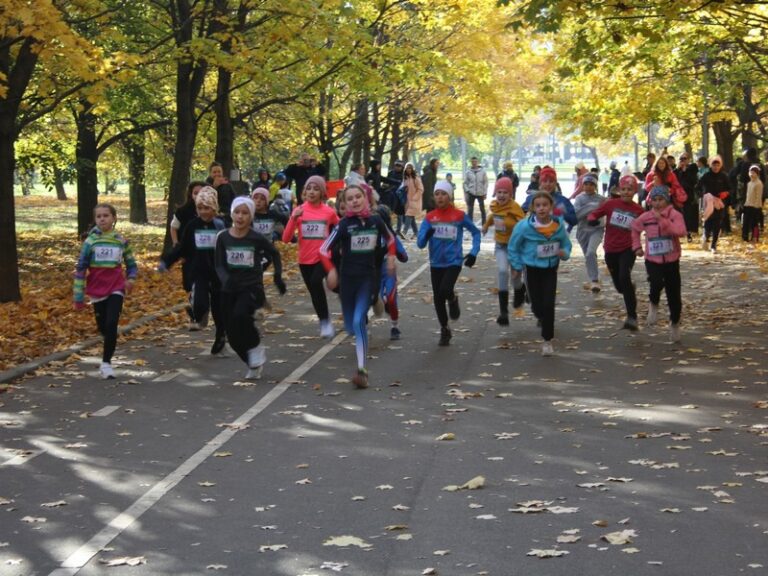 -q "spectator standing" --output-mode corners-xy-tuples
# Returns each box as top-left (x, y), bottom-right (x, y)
(284, 153), (313, 204)
(421, 158), (439, 211)
(496, 161), (520, 200)
(674, 153), (699, 240)
(464, 156), (489, 224)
